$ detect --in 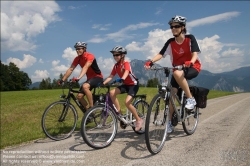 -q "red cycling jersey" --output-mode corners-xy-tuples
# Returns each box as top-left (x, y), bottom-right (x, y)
(159, 34), (201, 72)
(72, 52), (103, 80)
(111, 61), (138, 85)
